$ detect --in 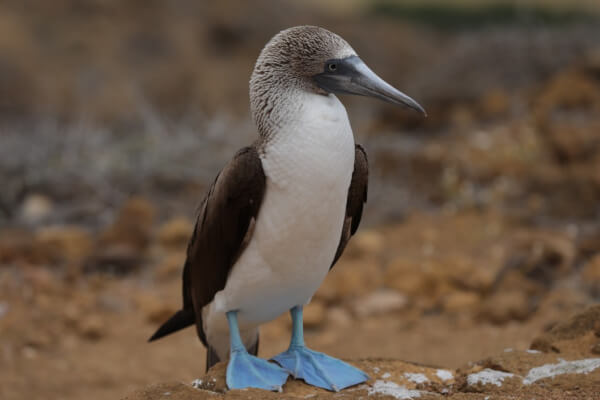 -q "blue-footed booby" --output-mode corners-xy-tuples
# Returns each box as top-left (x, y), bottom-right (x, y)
(149, 25), (425, 392)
